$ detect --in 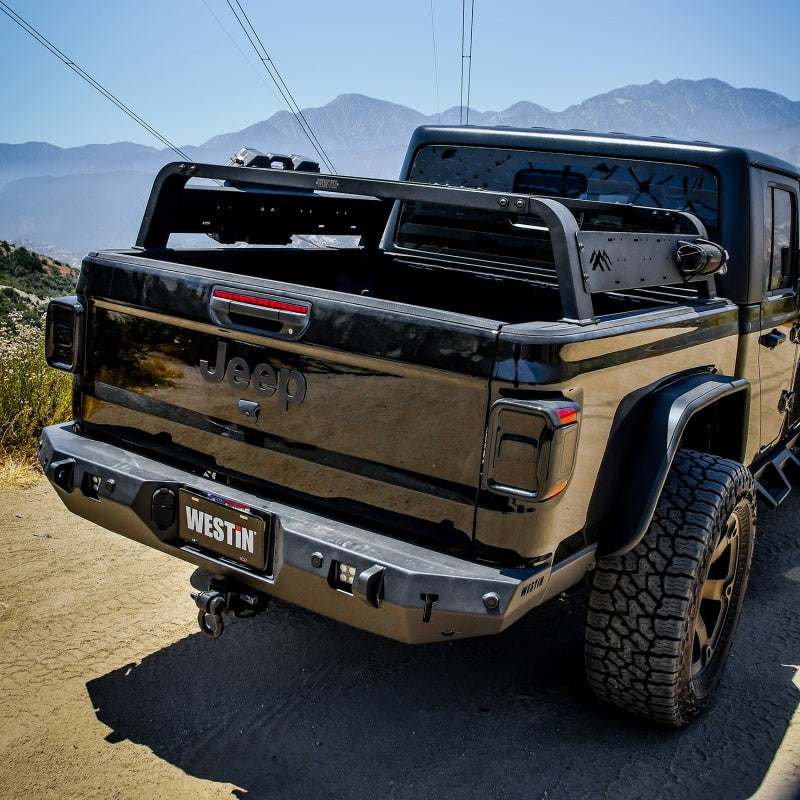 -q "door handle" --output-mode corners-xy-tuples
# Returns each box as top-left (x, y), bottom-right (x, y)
(760, 328), (787, 349)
